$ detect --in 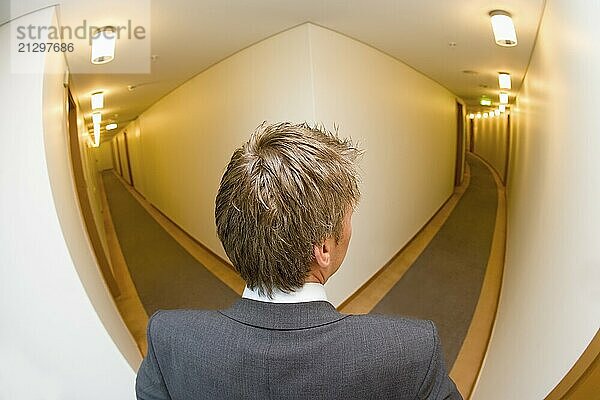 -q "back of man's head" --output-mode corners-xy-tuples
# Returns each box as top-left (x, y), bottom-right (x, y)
(215, 122), (362, 296)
